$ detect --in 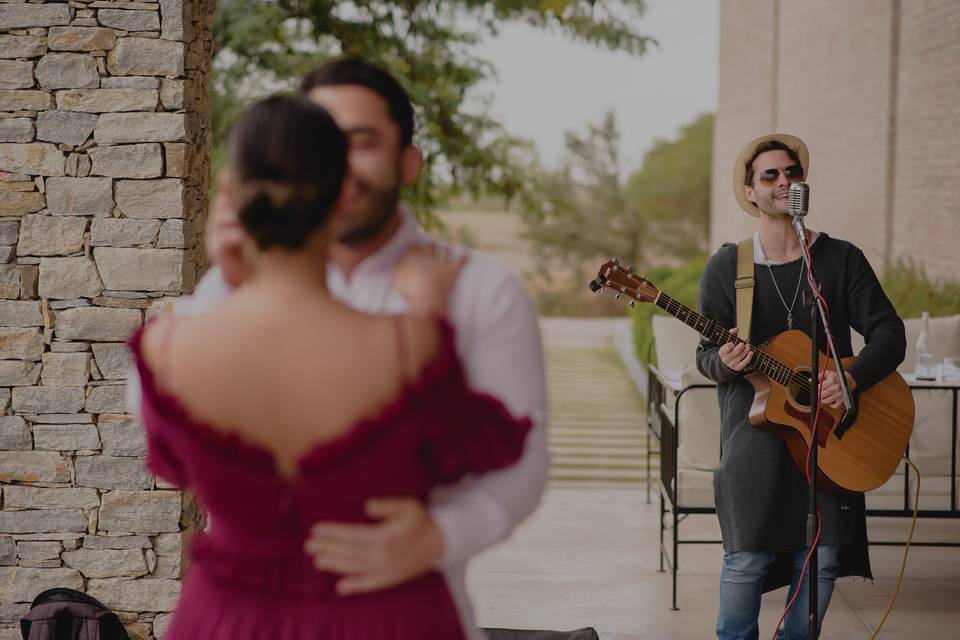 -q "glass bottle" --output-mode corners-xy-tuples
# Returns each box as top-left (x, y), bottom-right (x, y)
(915, 311), (935, 380)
